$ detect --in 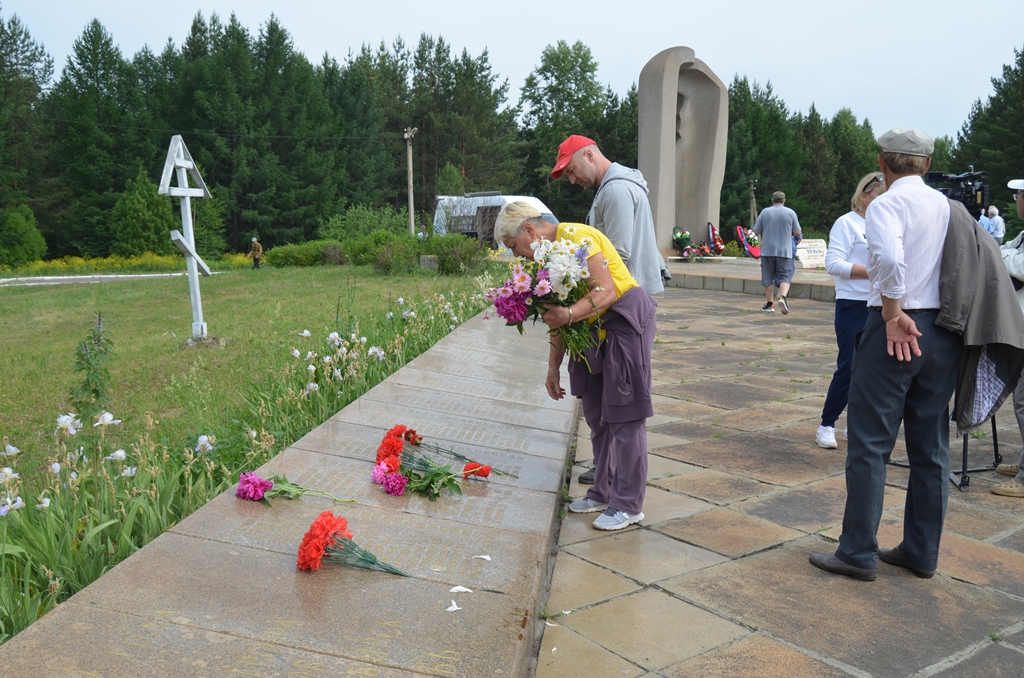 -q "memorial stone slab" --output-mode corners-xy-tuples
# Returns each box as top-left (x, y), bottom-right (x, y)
(250, 447), (560, 535)
(331, 398), (571, 460)
(0, 603), (428, 678)
(69, 533), (535, 678)
(290, 420), (566, 493)
(362, 381), (575, 433)
(384, 365), (569, 411)
(434, 327), (550, 362)
(171, 489), (547, 597)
